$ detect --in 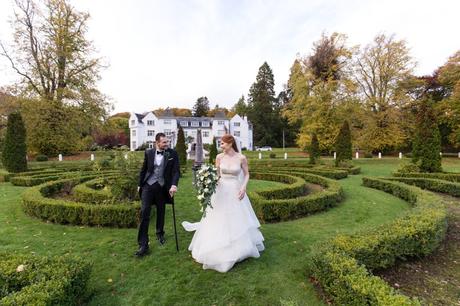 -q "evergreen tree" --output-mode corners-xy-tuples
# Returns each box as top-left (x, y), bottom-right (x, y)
(412, 100), (442, 172)
(335, 120), (352, 166)
(193, 97), (210, 117)
(2, 112), (27, 172)
(176, 126), (187, 169)
(247, 62), (279, 147)
(209, 137), (218, 164)
(309, 133), (320, 164)
(232, 95), (248, 116)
